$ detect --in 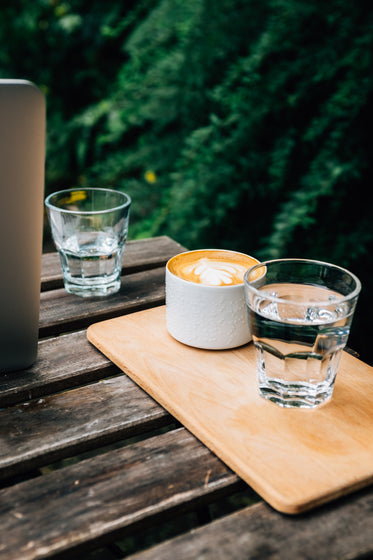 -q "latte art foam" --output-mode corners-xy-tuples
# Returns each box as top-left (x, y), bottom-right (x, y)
(182, 258), (248, 286)
(168, 249), (260, 286)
